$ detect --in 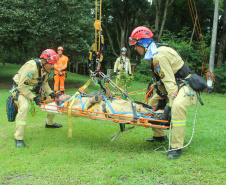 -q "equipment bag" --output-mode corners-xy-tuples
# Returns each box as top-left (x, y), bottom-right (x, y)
(6, 95), (18, 122)
(189, 73), (207, 92)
